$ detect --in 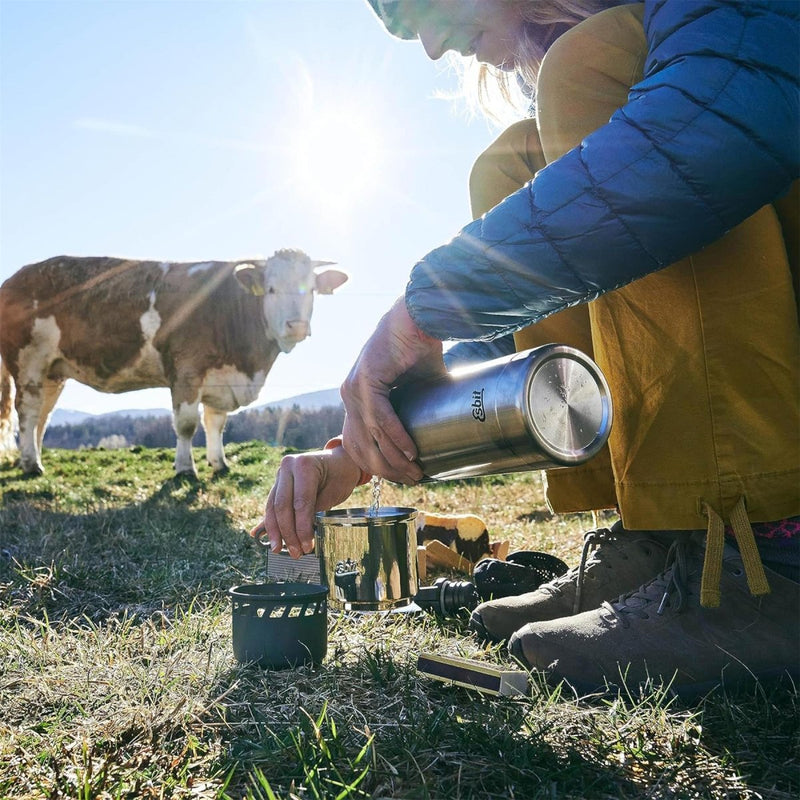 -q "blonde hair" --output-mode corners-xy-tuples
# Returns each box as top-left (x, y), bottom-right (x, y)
(473, 0), (629, 119)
